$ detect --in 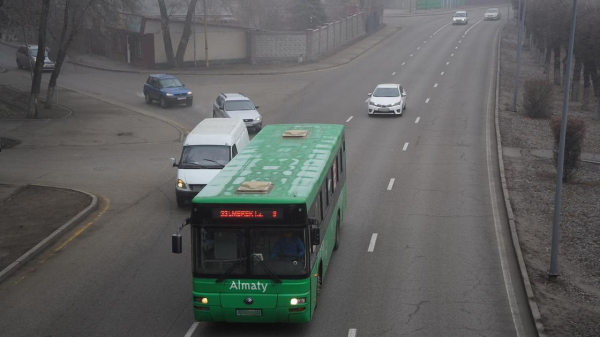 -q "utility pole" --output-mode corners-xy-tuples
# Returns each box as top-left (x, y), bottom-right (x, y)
(549, 0), (579, 280)
(511, 0), (526, 112)
(203, 0), (209, 67)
